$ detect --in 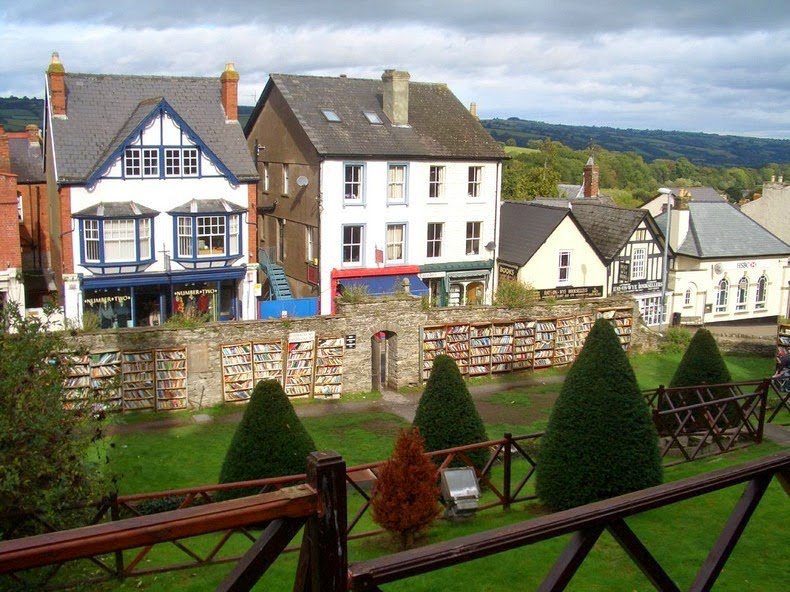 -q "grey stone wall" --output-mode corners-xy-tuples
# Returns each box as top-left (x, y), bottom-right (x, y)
(66, 296), (644, 410)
